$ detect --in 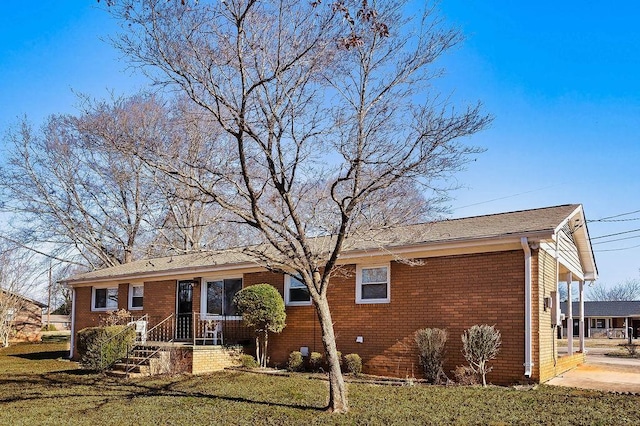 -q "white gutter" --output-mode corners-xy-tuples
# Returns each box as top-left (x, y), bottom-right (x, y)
(521, 237), (533, 377)
(64, 233), (553, 287)
(69, 288), (76, 360)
